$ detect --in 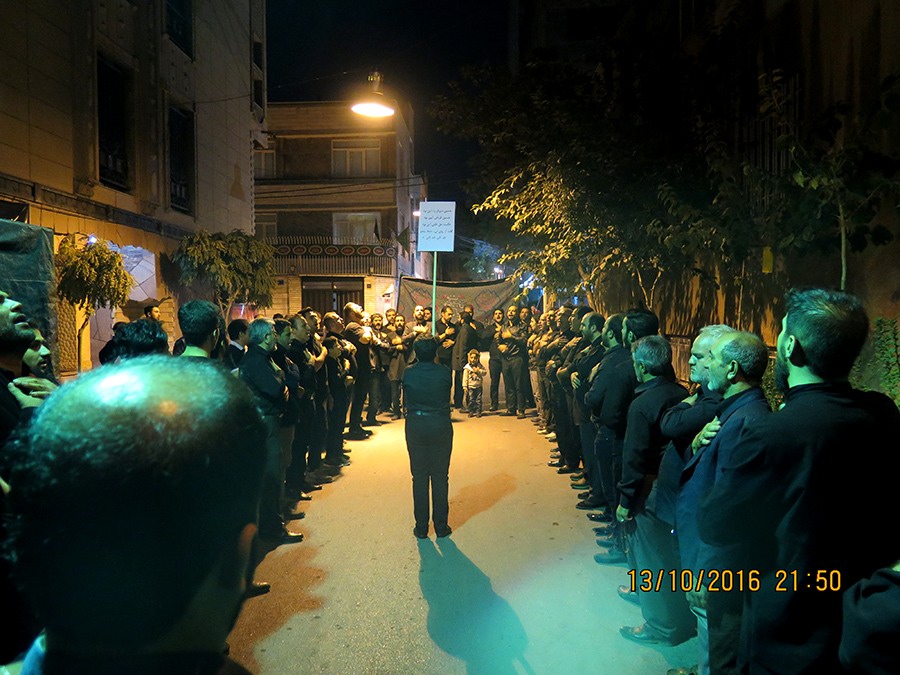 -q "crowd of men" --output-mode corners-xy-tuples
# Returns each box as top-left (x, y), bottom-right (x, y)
(1, 286), (899, 673)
